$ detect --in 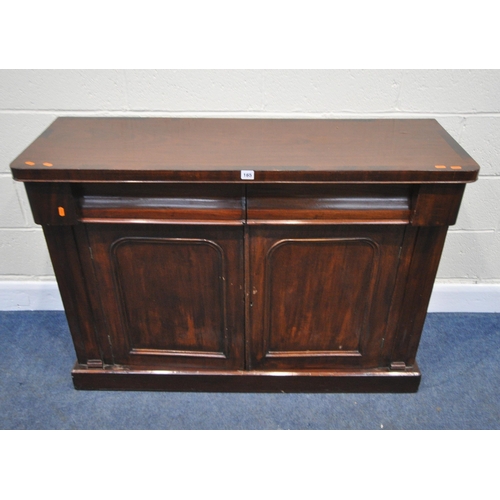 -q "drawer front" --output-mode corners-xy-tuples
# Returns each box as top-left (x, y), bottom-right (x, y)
(25, 182), (464, 227)
(78, 183), (245, 223)
(246, 184), (413, 224)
